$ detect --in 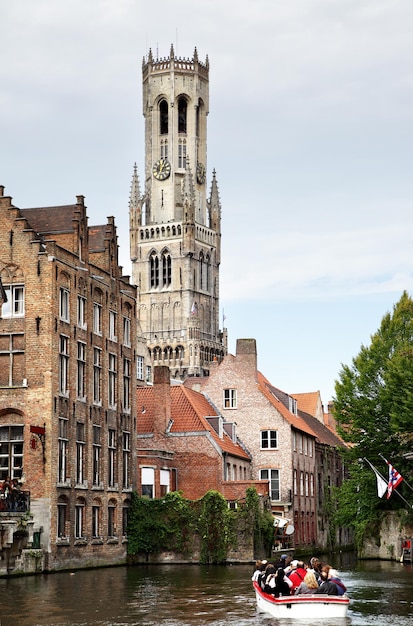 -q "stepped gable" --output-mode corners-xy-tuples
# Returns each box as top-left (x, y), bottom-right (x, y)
(257, 371), (316, 437)
(88, 225), (106, 252)
(137, 385), (250, 460)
